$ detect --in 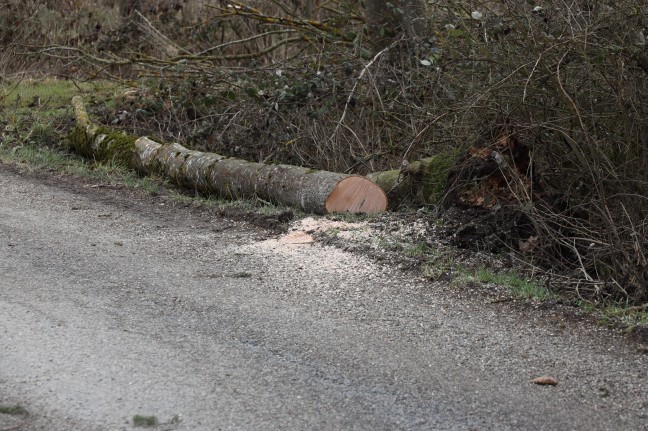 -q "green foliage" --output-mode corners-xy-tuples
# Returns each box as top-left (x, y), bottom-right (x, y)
(1, 79), (118, 109)
(0, 405), (28, 416)
(421, 251), (457, 280)
(133, 415), (158, 427)
(0, 140), (160, 194)
(0, 80), (160, 193)
(403, 242), (431, 257)
(602, 305), (648, 327)
(461, 267), (557, 301)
